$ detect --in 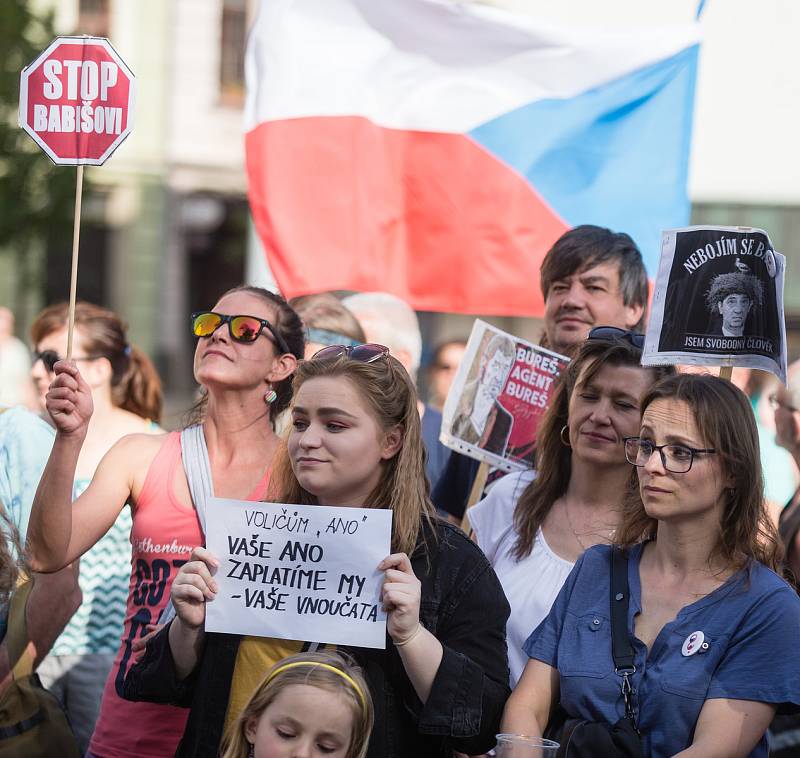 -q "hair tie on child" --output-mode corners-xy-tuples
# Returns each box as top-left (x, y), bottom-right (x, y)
(265, 661), (367, 712)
